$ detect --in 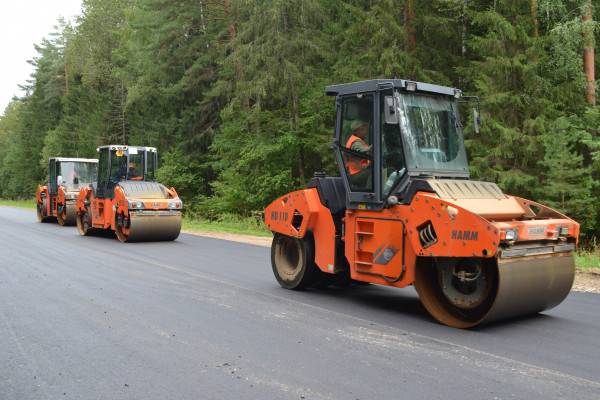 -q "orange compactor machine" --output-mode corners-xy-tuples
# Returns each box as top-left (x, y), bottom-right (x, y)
(265, 79), (579, 328)
(36, 157), (98, 225)
(76, 145), (182, 242)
